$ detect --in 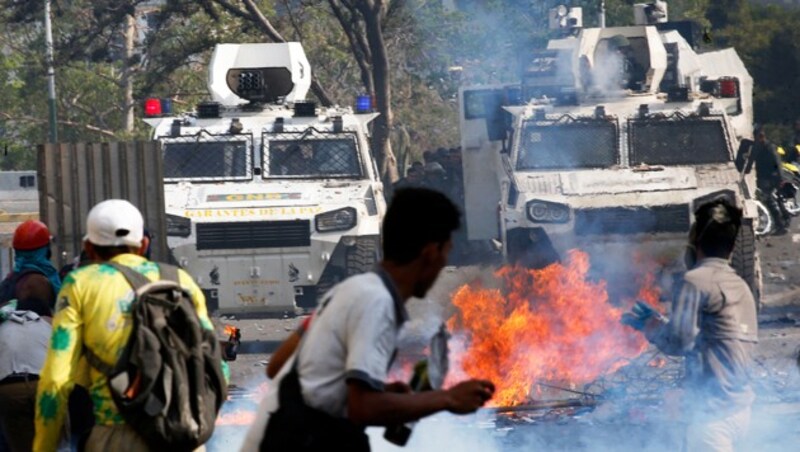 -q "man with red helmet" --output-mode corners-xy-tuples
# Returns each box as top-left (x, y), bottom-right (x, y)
(0, 220), (61, 308)
(0, 221), (61, 451)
